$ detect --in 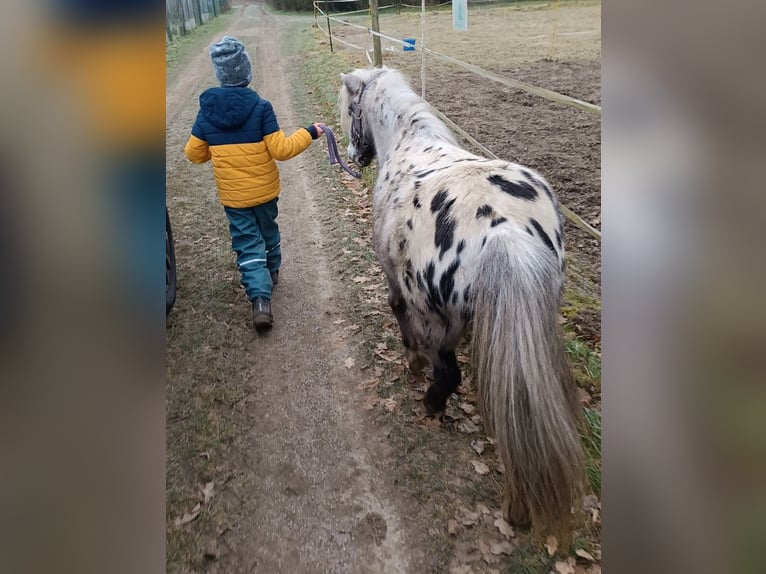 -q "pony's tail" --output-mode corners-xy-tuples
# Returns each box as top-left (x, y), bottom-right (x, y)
(472, 231), (585, 543)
